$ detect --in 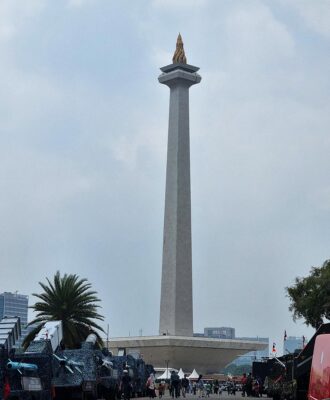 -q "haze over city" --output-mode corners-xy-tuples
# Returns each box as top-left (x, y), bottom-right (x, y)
(1, 0), (329, 355)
